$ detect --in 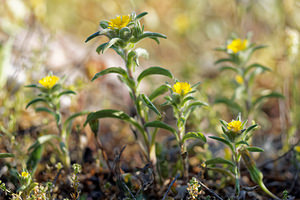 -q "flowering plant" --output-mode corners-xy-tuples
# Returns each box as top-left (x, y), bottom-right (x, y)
(215, 35), (283, 118)
(84, 12), (172, 164)
(26, 75), (88, 170)
(206, 114), (278, 199)
(147, 81), (207, 181)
